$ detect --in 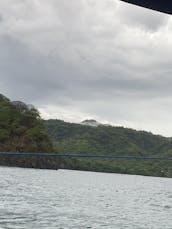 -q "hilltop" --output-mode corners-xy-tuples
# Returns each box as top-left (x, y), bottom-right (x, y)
(81, 119), (102, 127)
